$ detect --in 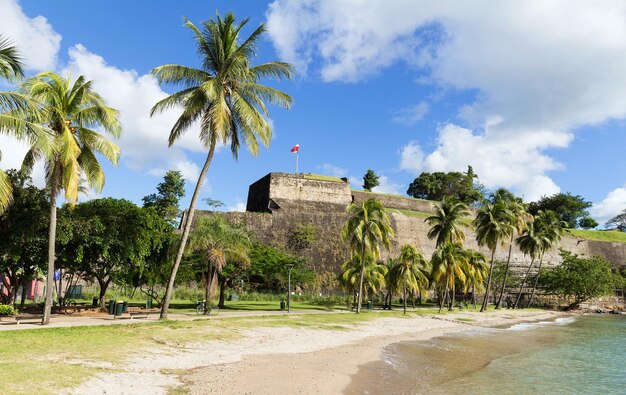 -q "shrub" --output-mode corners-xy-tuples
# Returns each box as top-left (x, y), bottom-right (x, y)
(0, 305), (16, 316)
